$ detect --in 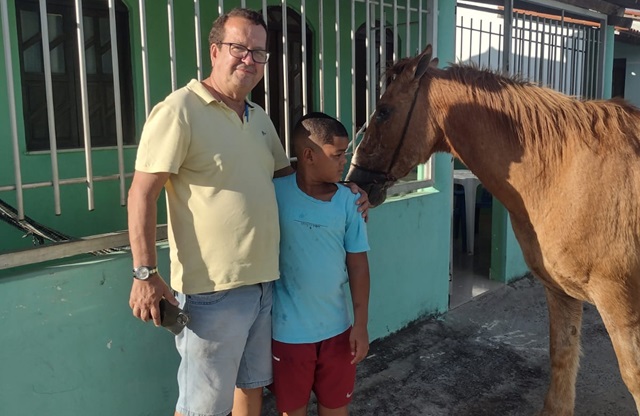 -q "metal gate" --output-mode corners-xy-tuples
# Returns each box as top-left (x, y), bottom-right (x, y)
(456, 0), (606, 98)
